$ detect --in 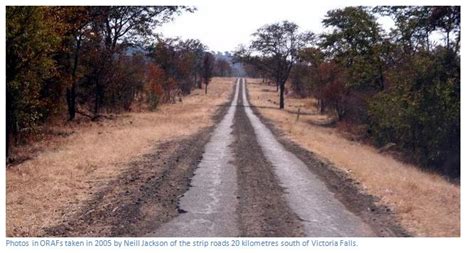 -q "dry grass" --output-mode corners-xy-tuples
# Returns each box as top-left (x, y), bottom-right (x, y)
(6, 77), (235, 236)
(246, 78), (460, 237)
